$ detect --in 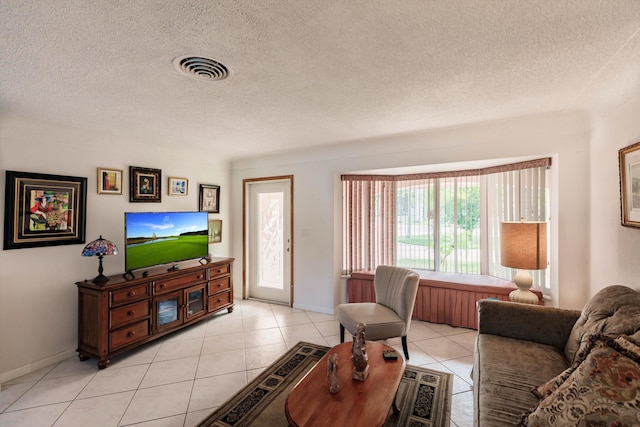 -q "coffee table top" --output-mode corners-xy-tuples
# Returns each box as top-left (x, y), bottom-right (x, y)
(285, 341), (406, 427)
